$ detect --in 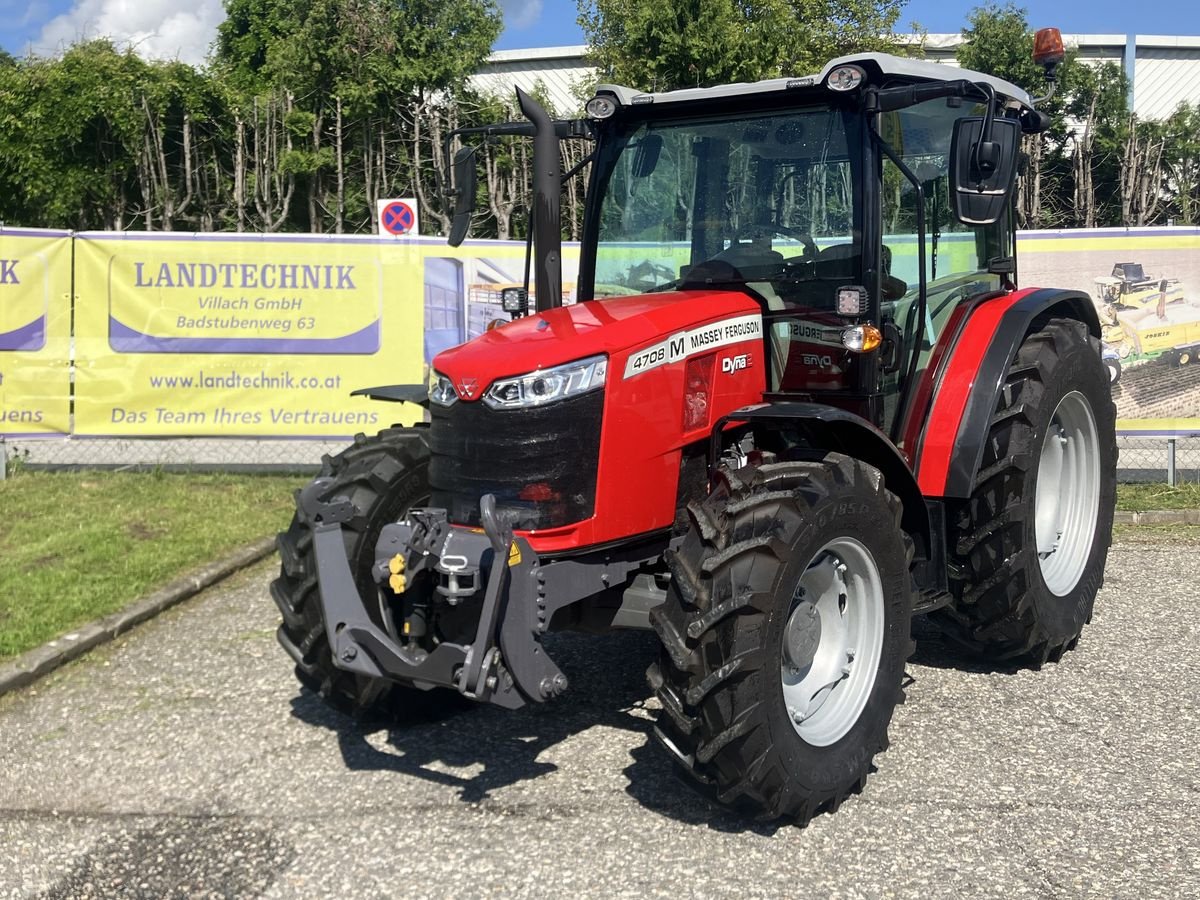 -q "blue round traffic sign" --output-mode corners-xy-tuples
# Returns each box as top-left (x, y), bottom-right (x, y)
(382, 200), (416, 235)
